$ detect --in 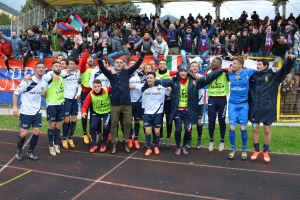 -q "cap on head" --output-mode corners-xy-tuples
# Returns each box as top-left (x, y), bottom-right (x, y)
(178, 65), (188, 72)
